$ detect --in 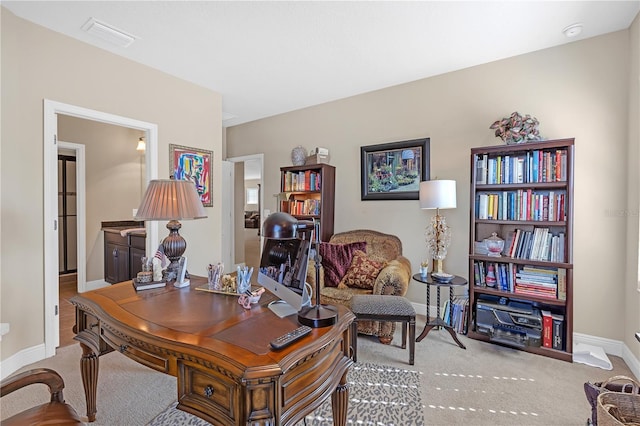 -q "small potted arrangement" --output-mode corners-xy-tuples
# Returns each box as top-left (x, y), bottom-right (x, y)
(419, 261), (429, 278)
(490, 111), (542, 144)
